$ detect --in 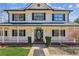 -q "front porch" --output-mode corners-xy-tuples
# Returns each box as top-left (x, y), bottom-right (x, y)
(0, 25), (78, 44)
